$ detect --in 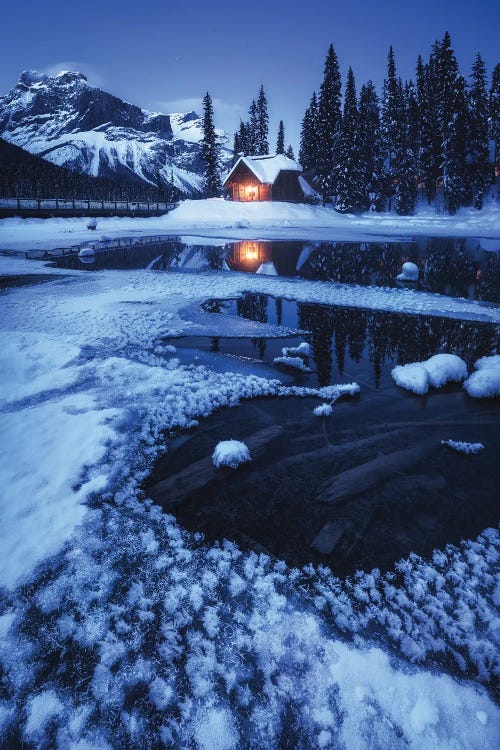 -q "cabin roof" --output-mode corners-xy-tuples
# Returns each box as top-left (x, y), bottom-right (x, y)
(223, 154), (302, 186)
